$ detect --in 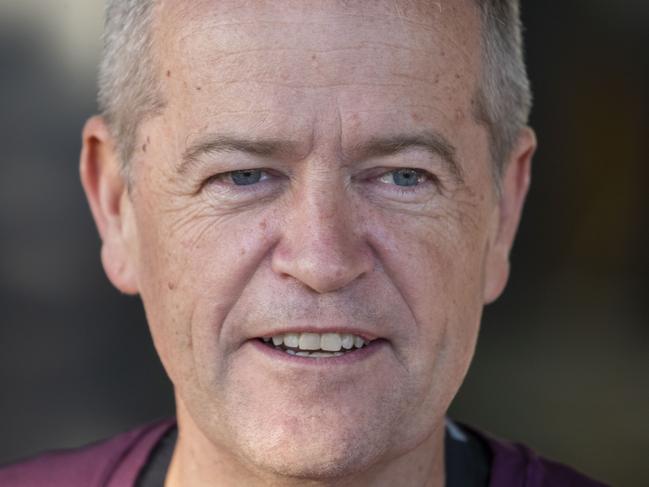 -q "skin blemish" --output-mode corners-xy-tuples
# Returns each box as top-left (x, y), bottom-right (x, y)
(142, 144), (147, 152)
(166, 70), (171, 77)
(168, 281), (176, 291)
(196, 86), (202, 91)
(259, 220), (267, 230)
